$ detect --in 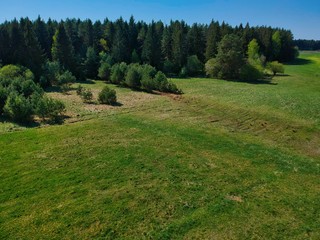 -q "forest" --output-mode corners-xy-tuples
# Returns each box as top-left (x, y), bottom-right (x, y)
(0, 16), (298, 79)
